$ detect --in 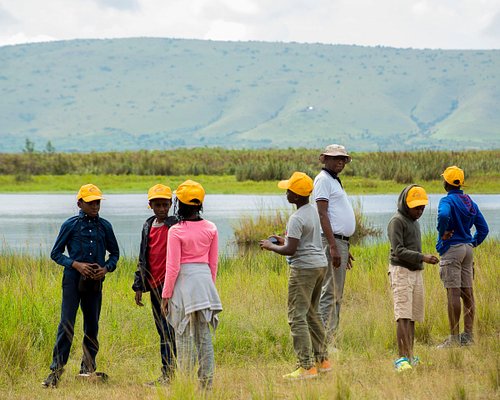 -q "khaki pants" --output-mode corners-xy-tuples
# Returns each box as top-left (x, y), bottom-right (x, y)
(288, 267), (327, 369)
(319, 237), (349, 340)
